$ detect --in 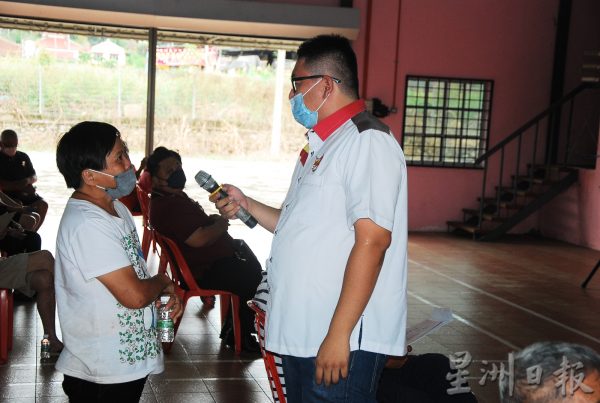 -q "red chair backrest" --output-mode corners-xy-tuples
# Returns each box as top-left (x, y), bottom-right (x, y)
(136, 185), (151, 226)
(153, 232), (197, 291)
